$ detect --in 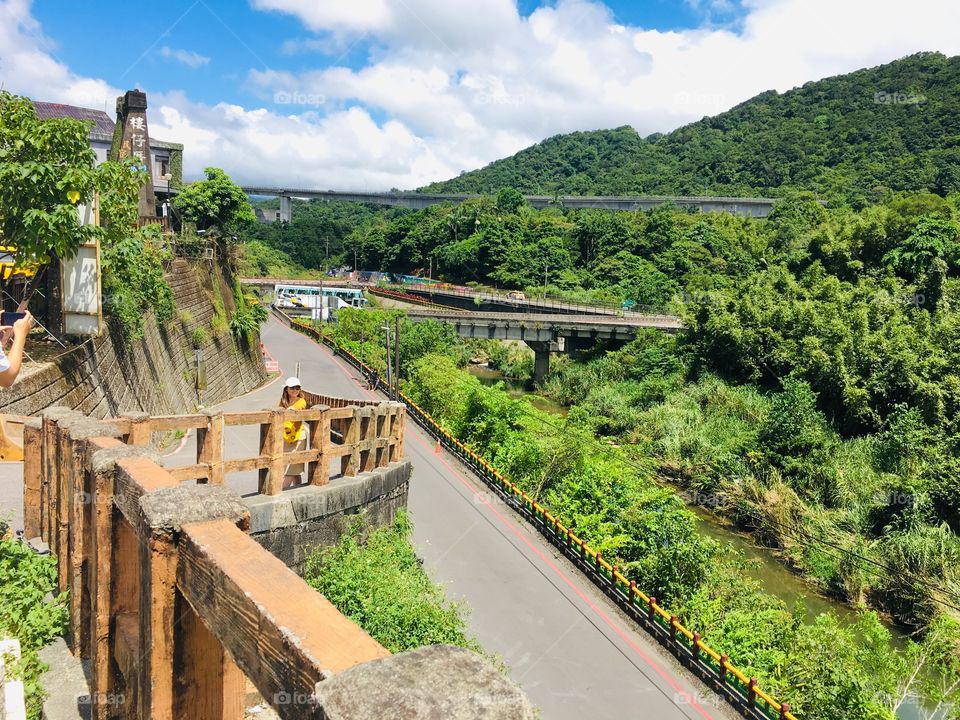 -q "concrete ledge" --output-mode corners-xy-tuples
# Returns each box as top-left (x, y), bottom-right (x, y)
(316, 645), (535, 720)
(244, 461), (412, 535)
(245, 460), (412, 573)
(139, 485), (250, 534)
